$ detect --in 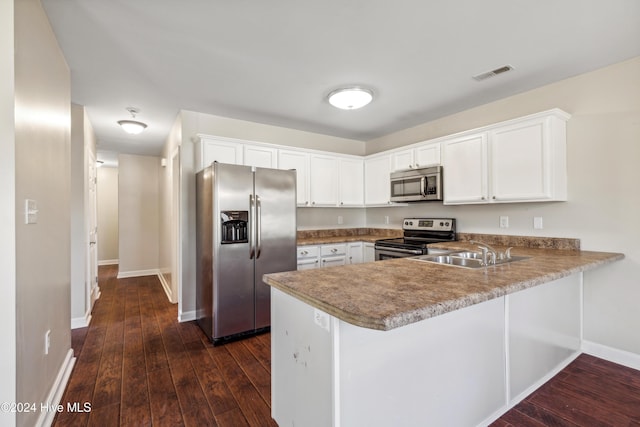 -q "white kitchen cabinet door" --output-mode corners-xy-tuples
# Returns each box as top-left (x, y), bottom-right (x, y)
(338, 157), (364, 206)
(309, 154), (338, 206)
(363, 243), (375, 263)
(243, 144), (278, 169)
(279, 150), (311, 206)
(196, 137), (243, 171)
(391, 149), (414, 172)
(443, 133), (488, 204)
(415, 143), (441, 168)
(391, 142), (441, 172)
(347, 242), (363, 264)
(364, 154), (392, 206)
(490, 115), (567, 202)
